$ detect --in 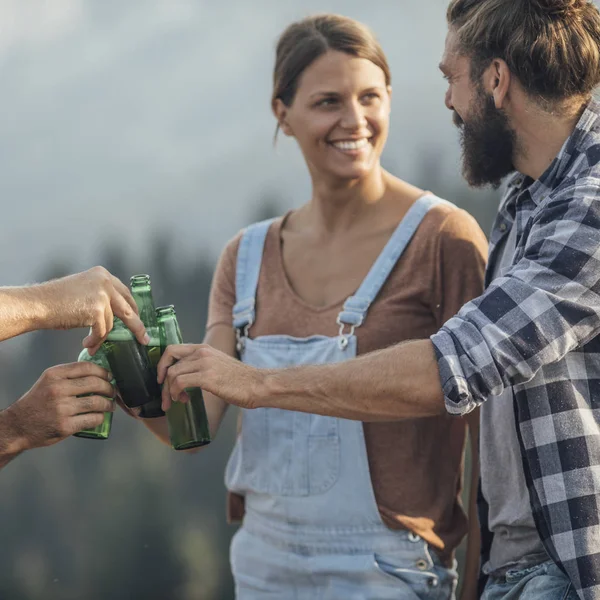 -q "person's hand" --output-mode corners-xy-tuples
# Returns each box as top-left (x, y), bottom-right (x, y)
(4, 362), (115, 452)
(156, 344), (265, 411)
(38, 267), (148, 354)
